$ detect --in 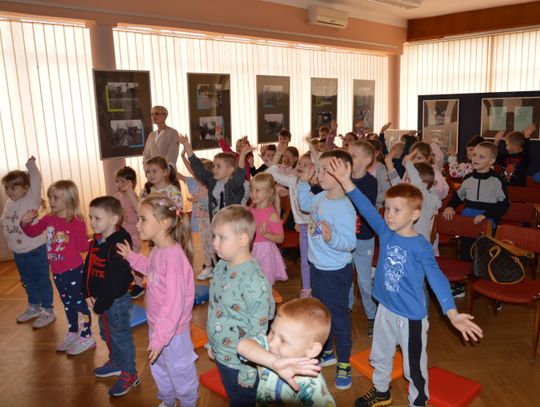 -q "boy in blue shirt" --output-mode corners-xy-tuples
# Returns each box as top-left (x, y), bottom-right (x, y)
(327, 158), (483, 407)
(297, 150), (357, 390)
